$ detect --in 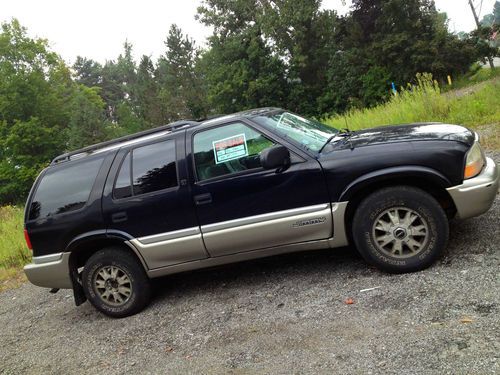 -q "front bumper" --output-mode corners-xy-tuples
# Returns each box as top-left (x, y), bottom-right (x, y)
(447, 157), (499, 219)
(24, 252), (72, 289)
